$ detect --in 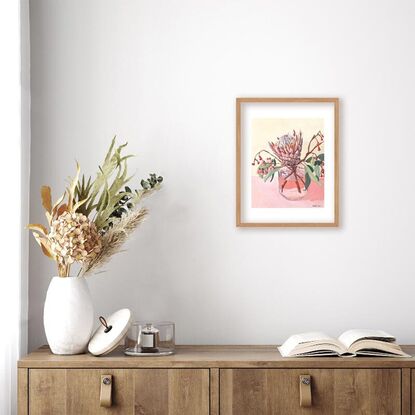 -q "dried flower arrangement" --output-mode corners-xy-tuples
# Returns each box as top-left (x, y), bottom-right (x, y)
(252, 130), (324, 200)
(28, 138), (163, 277)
